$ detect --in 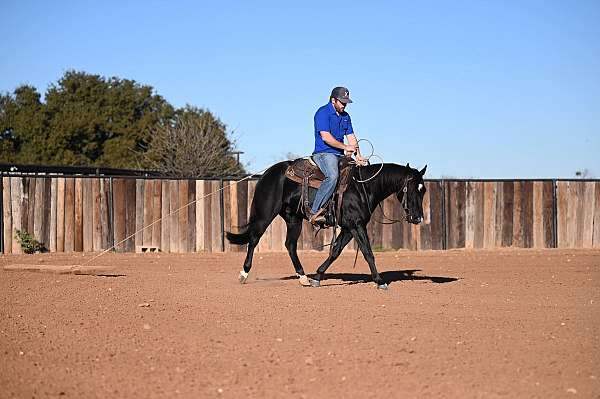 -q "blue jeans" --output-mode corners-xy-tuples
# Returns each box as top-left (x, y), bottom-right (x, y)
(311, 152), (340, 214)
